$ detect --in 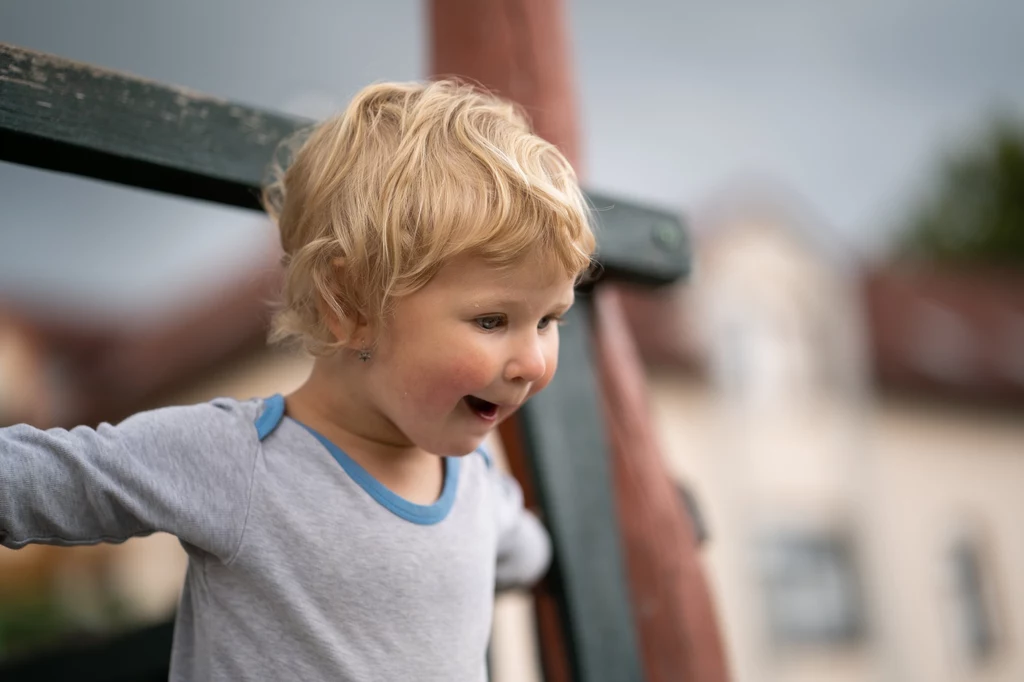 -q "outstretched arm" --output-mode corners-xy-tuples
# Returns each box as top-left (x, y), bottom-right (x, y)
(0, 399), (257, 563)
